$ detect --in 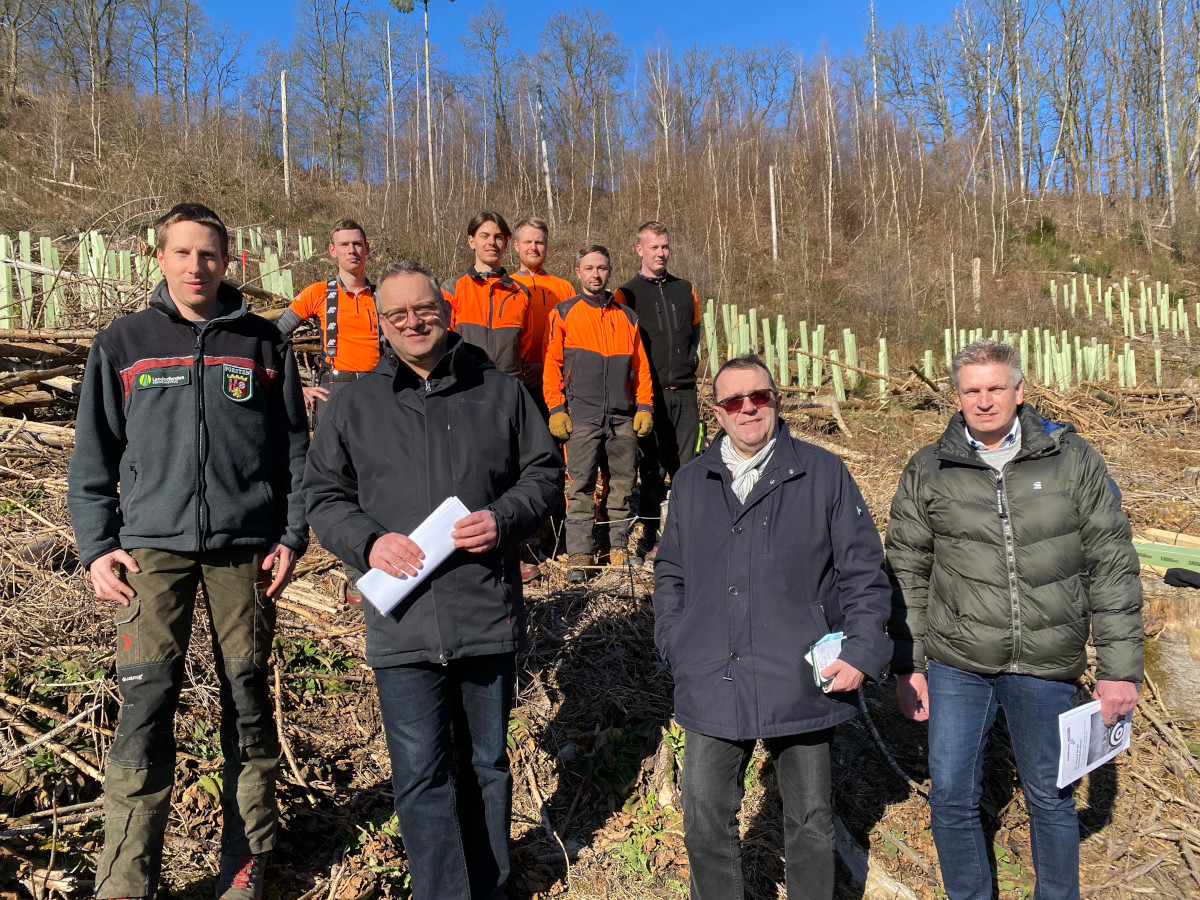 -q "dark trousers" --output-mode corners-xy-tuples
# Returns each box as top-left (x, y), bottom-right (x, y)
(314, 375), (366, 586)
(682, 728), (835, 900)
(638, 386), (701, 541)
(311, 374), (360, 430)
(95, 548), (278, 899)
(373, 653), (516, 900)
(563, 416), (638, 556)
